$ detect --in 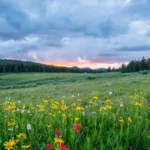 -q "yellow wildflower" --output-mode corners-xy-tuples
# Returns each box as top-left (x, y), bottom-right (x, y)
(119, 119), (124, 123)
(76, 106), (84, 111)
(93, 96), (98, 100)
(12, 110), (16, 113)
(22, 145), (31, 149)
(38, 108), (45, 112)
(77, 98), (82, 102)
(128, 117), (132, 123)
(54, 101), (60, 105)
(89, 101), (95, 105)
(99, 106), (106, 111)
(17, 133), (26, 139)
(3, 142), (13, 150)
(75, 117), (80, 121)
(50, 104), (57, 109)
(54, 138), (64, 144)
(62, 114), (66, 119)
(72, 103), (76, 107)
(105, 99), (112, 104)
(43, 100), (48, 104)
(106, 105), (112, 110)
(47, 125), (52, 128)
(61, 106), (69, 111)
(134, 102), (142, 107)
(4, 138), (16, 150)
(8, 122), (15, 127)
